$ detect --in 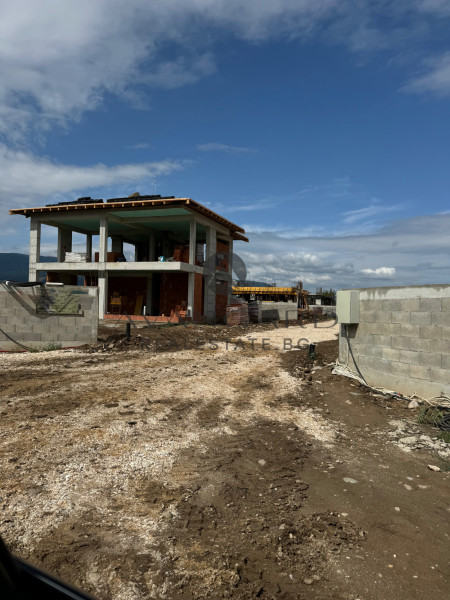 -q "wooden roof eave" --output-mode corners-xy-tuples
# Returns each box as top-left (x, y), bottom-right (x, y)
(9, 197), (246, 235)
